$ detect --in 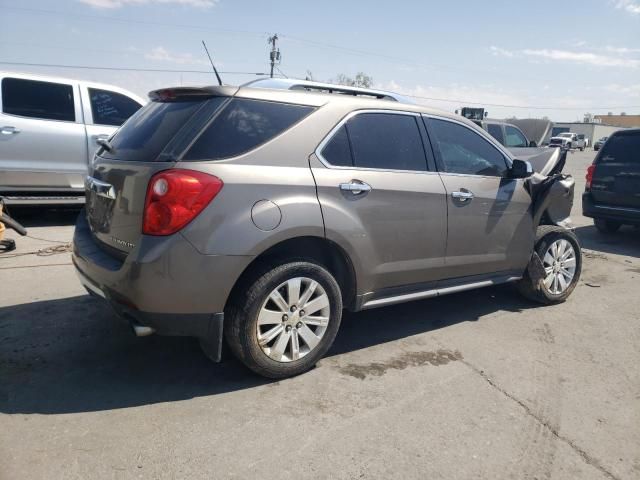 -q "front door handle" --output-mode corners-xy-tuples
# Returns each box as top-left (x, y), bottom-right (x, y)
(451, 189), (474, 202)
(339, 180), (372, 195)
(1, 126), (20, 135)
